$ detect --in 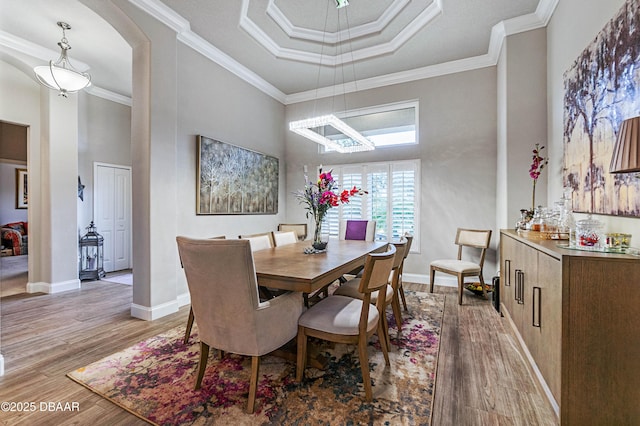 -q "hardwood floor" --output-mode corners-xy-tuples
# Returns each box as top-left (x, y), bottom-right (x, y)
(0, 281), (558, 425)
